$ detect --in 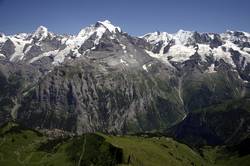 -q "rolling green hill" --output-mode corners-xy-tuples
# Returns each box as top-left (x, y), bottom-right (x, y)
(0, 122), (249, 166)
